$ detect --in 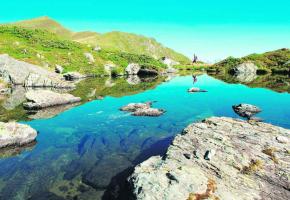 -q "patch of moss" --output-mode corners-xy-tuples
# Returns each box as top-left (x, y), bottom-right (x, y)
(242, 159), (264, 175)
(262, 147), (279, 164)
